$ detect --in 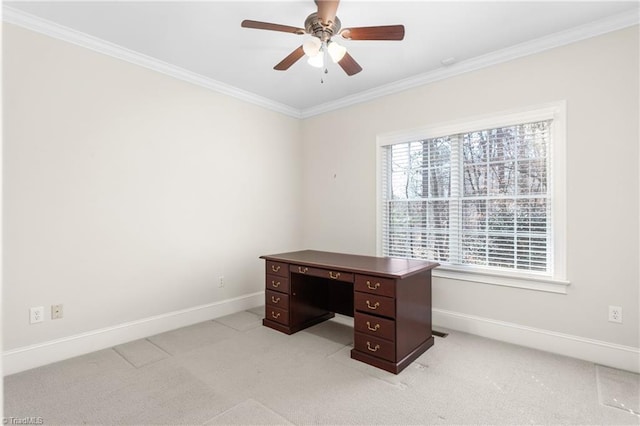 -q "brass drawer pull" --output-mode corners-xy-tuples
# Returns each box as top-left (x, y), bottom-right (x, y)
(271, 296), (281, 304)
(366, 342), (380, 352)
(271, 312), (281, 319)
(329, 271), (341, 279)
(271, 280), (280, 288)
(366, 300), (380, 310)
(298, 266), (309, 274)
(366, 281), (380, 290)
(366, 321), (380, 332)
(271, 265), (281, 273)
